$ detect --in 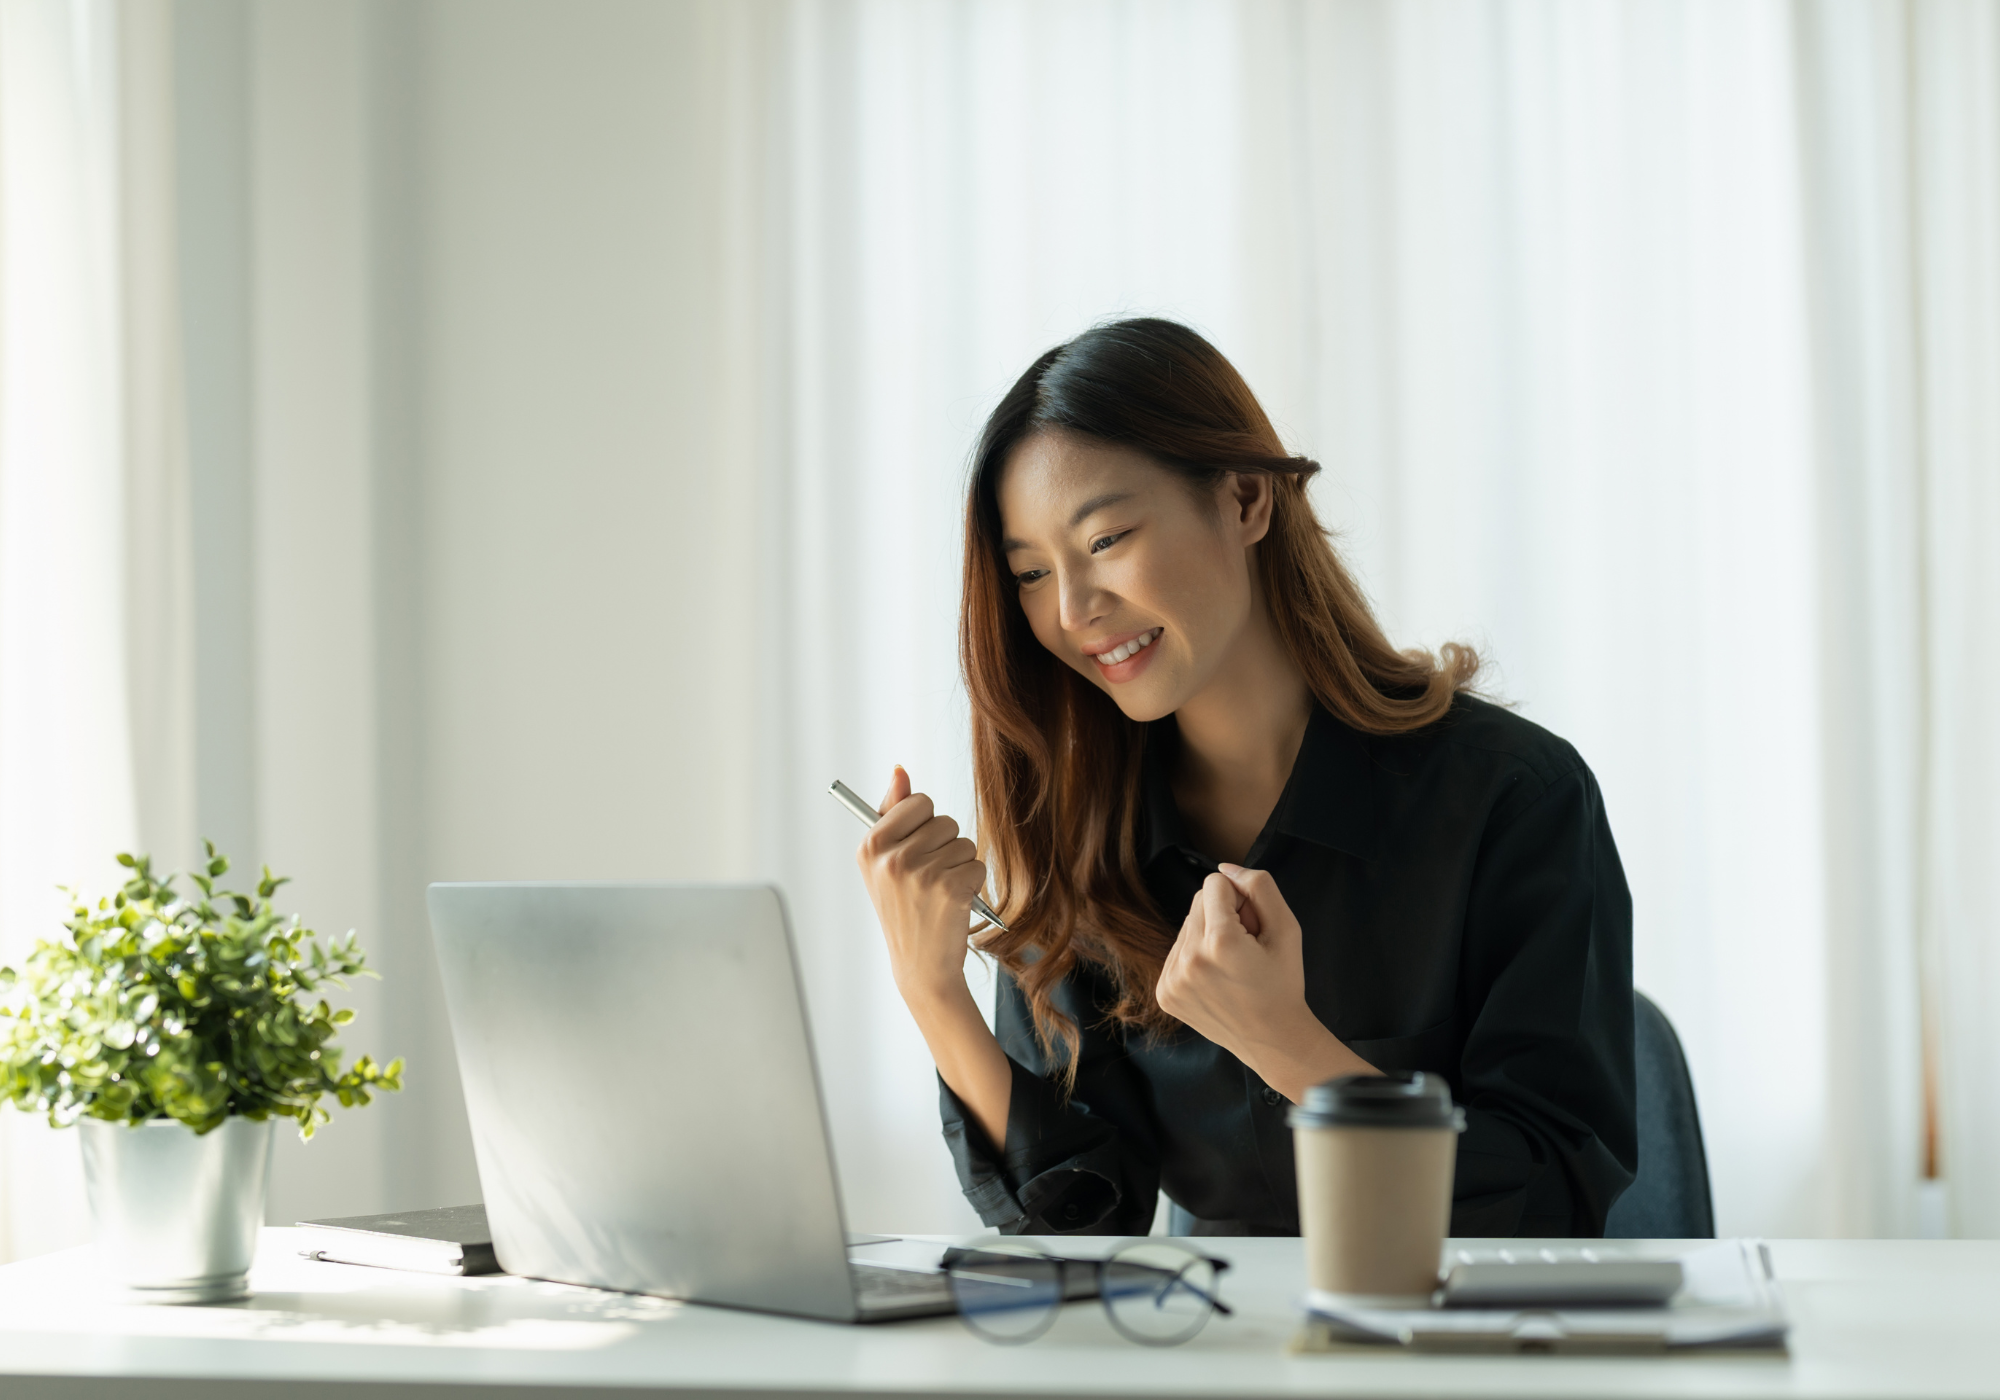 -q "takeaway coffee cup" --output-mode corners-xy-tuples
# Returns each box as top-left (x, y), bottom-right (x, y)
(1289, 1072), (1466, 1306)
